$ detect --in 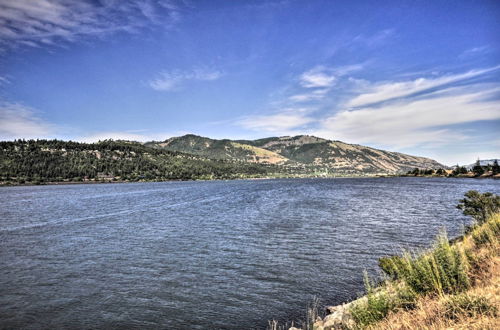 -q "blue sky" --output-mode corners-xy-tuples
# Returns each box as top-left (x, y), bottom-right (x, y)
(0, 0), (499, 165)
